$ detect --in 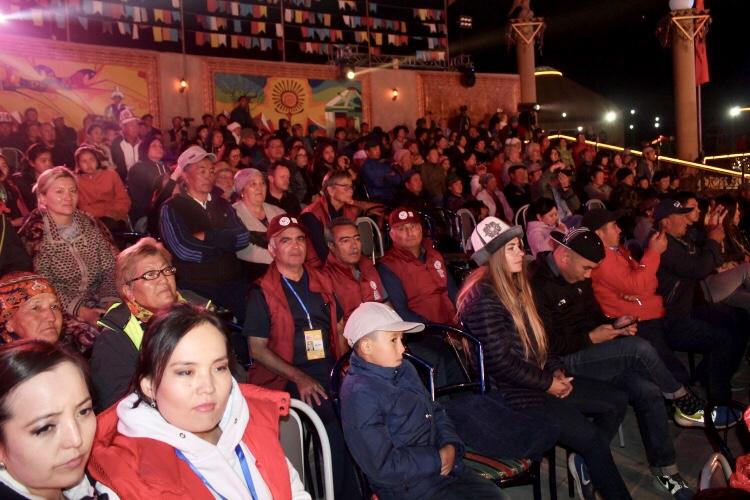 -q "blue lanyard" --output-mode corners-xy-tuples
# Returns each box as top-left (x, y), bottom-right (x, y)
(282, 275), (313, 329)
(176, 444), (259, 500)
